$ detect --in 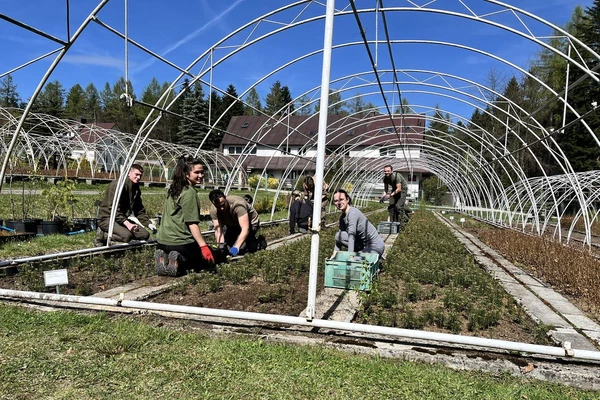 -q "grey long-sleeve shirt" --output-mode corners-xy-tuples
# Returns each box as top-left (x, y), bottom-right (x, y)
(335, 206), (384, 253)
